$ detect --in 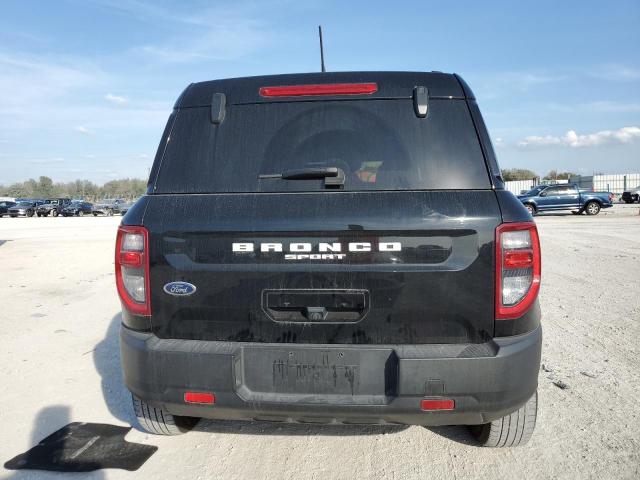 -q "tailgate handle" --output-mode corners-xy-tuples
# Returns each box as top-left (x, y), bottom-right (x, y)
(262, 289), (369, 323)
